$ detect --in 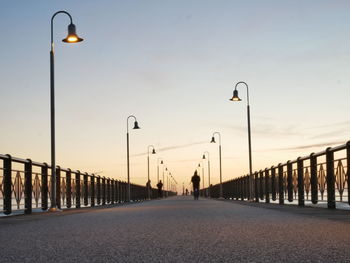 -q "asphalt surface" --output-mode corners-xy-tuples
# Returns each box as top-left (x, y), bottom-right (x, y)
(0, 196), (349, 263)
